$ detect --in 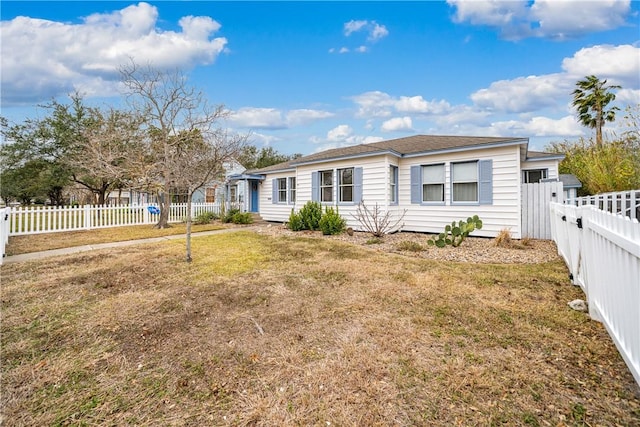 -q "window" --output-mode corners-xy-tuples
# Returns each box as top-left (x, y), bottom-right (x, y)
(277, 178), (287, 203)
(320, 170), (333, 202)
(389, 165), (398, 203)
(338, 167), (354, 202)
(452, 161), (478, 202)
(523, 169), (548, 183)
(288, 177), (296, 203)
(205, 187), (216, 203)
(422, 164), (445, 202)
(229, 185), (237, 202)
